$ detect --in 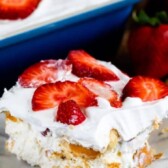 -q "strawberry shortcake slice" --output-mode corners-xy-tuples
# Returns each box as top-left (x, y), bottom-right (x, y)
(0, 50), (168, 168)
